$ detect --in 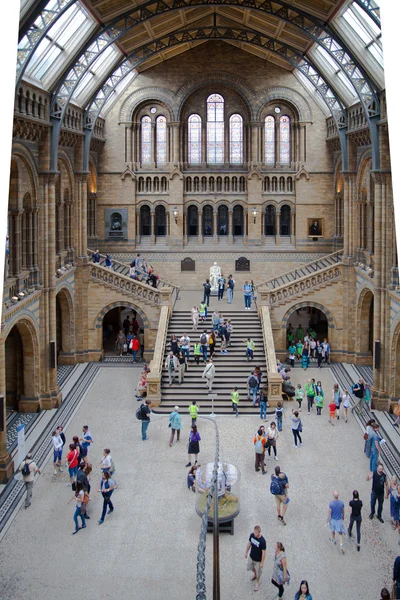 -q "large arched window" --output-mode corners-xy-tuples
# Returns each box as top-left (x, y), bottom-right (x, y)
(265, 115), (275, 164)
(229, 114), (243, 164)
(156, 116), (167, 164)
(280, 115), (290, 164)
(141, 116), (152, 164)
(207, 94), (224, 164)
(188, 114), (201, 164)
